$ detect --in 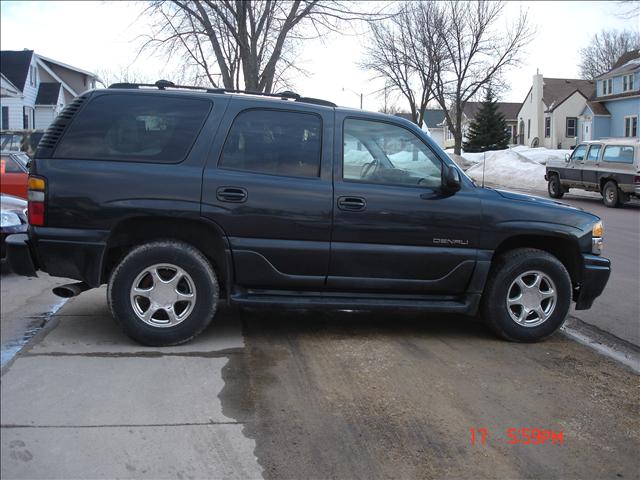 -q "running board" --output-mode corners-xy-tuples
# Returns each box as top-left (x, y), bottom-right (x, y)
(230, 291), (481, 315)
